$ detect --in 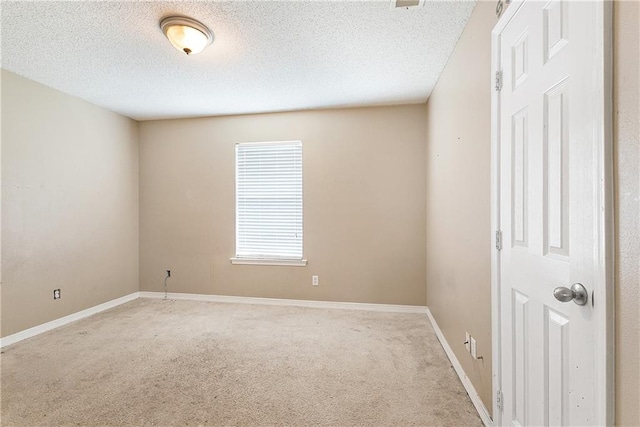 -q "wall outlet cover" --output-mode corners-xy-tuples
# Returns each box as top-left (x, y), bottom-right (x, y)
(465, 332), (471, 352)
(470, 337), (477, 358)
(312, 275), (319, 286)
